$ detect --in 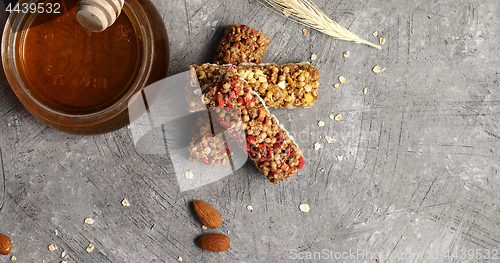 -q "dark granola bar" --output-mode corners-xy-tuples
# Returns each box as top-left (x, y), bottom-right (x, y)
(214, 24), (270, 65)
